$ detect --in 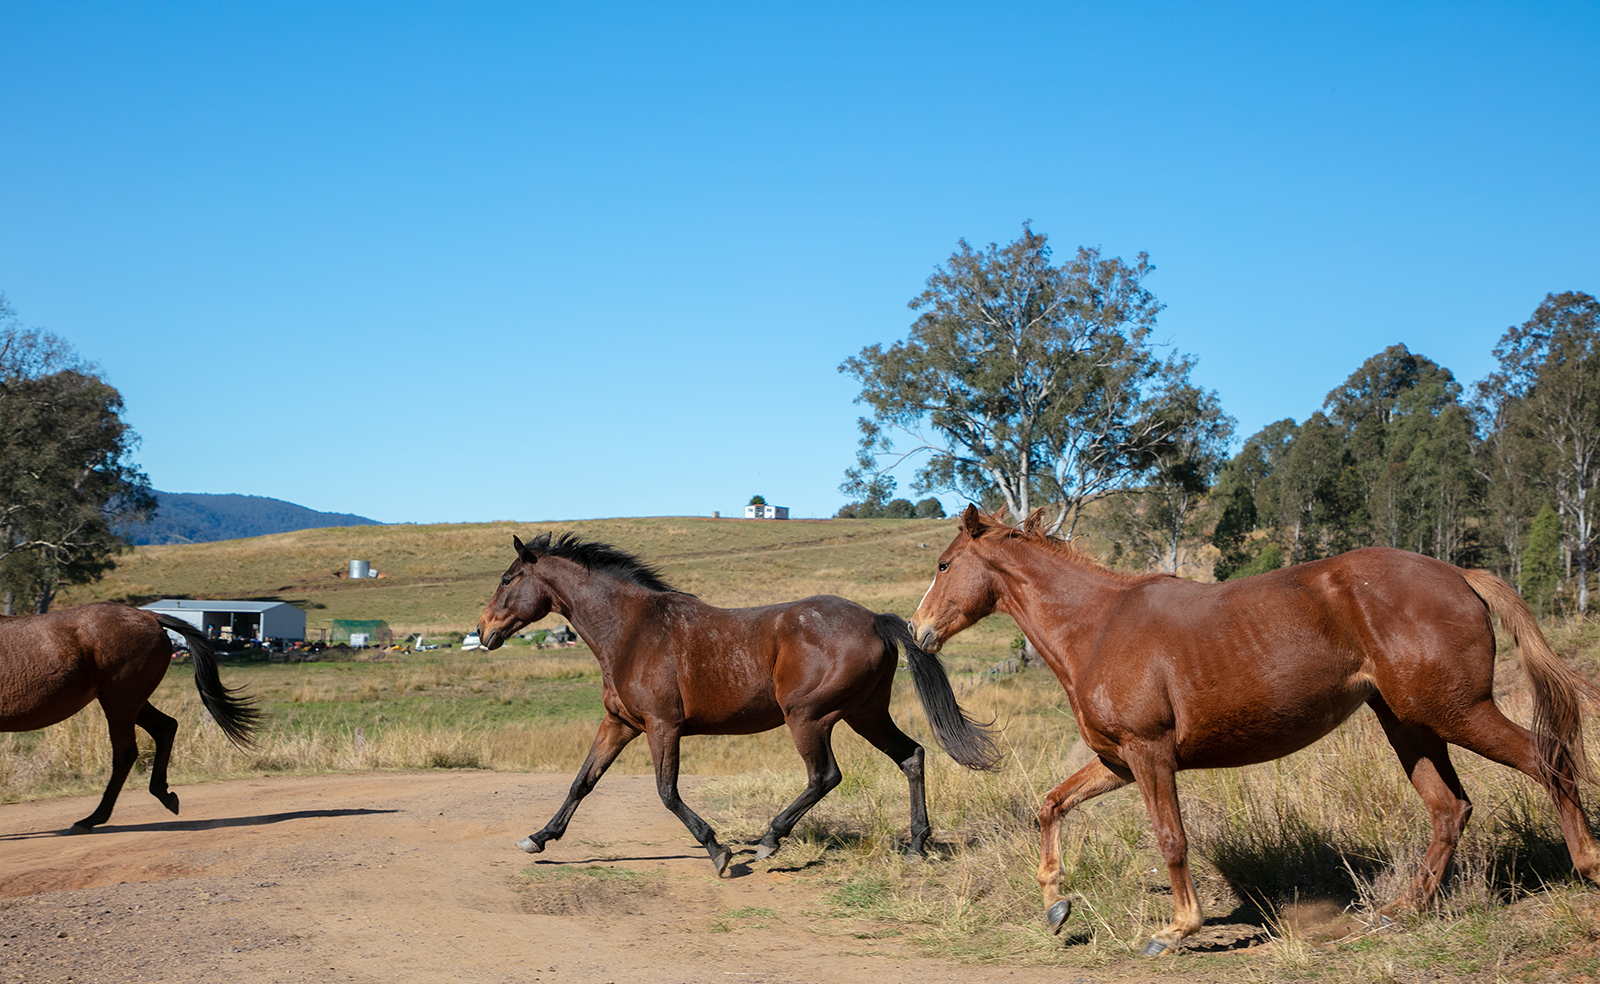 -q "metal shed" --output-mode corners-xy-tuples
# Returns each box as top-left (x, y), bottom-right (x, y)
(139, 599), (307, 643)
